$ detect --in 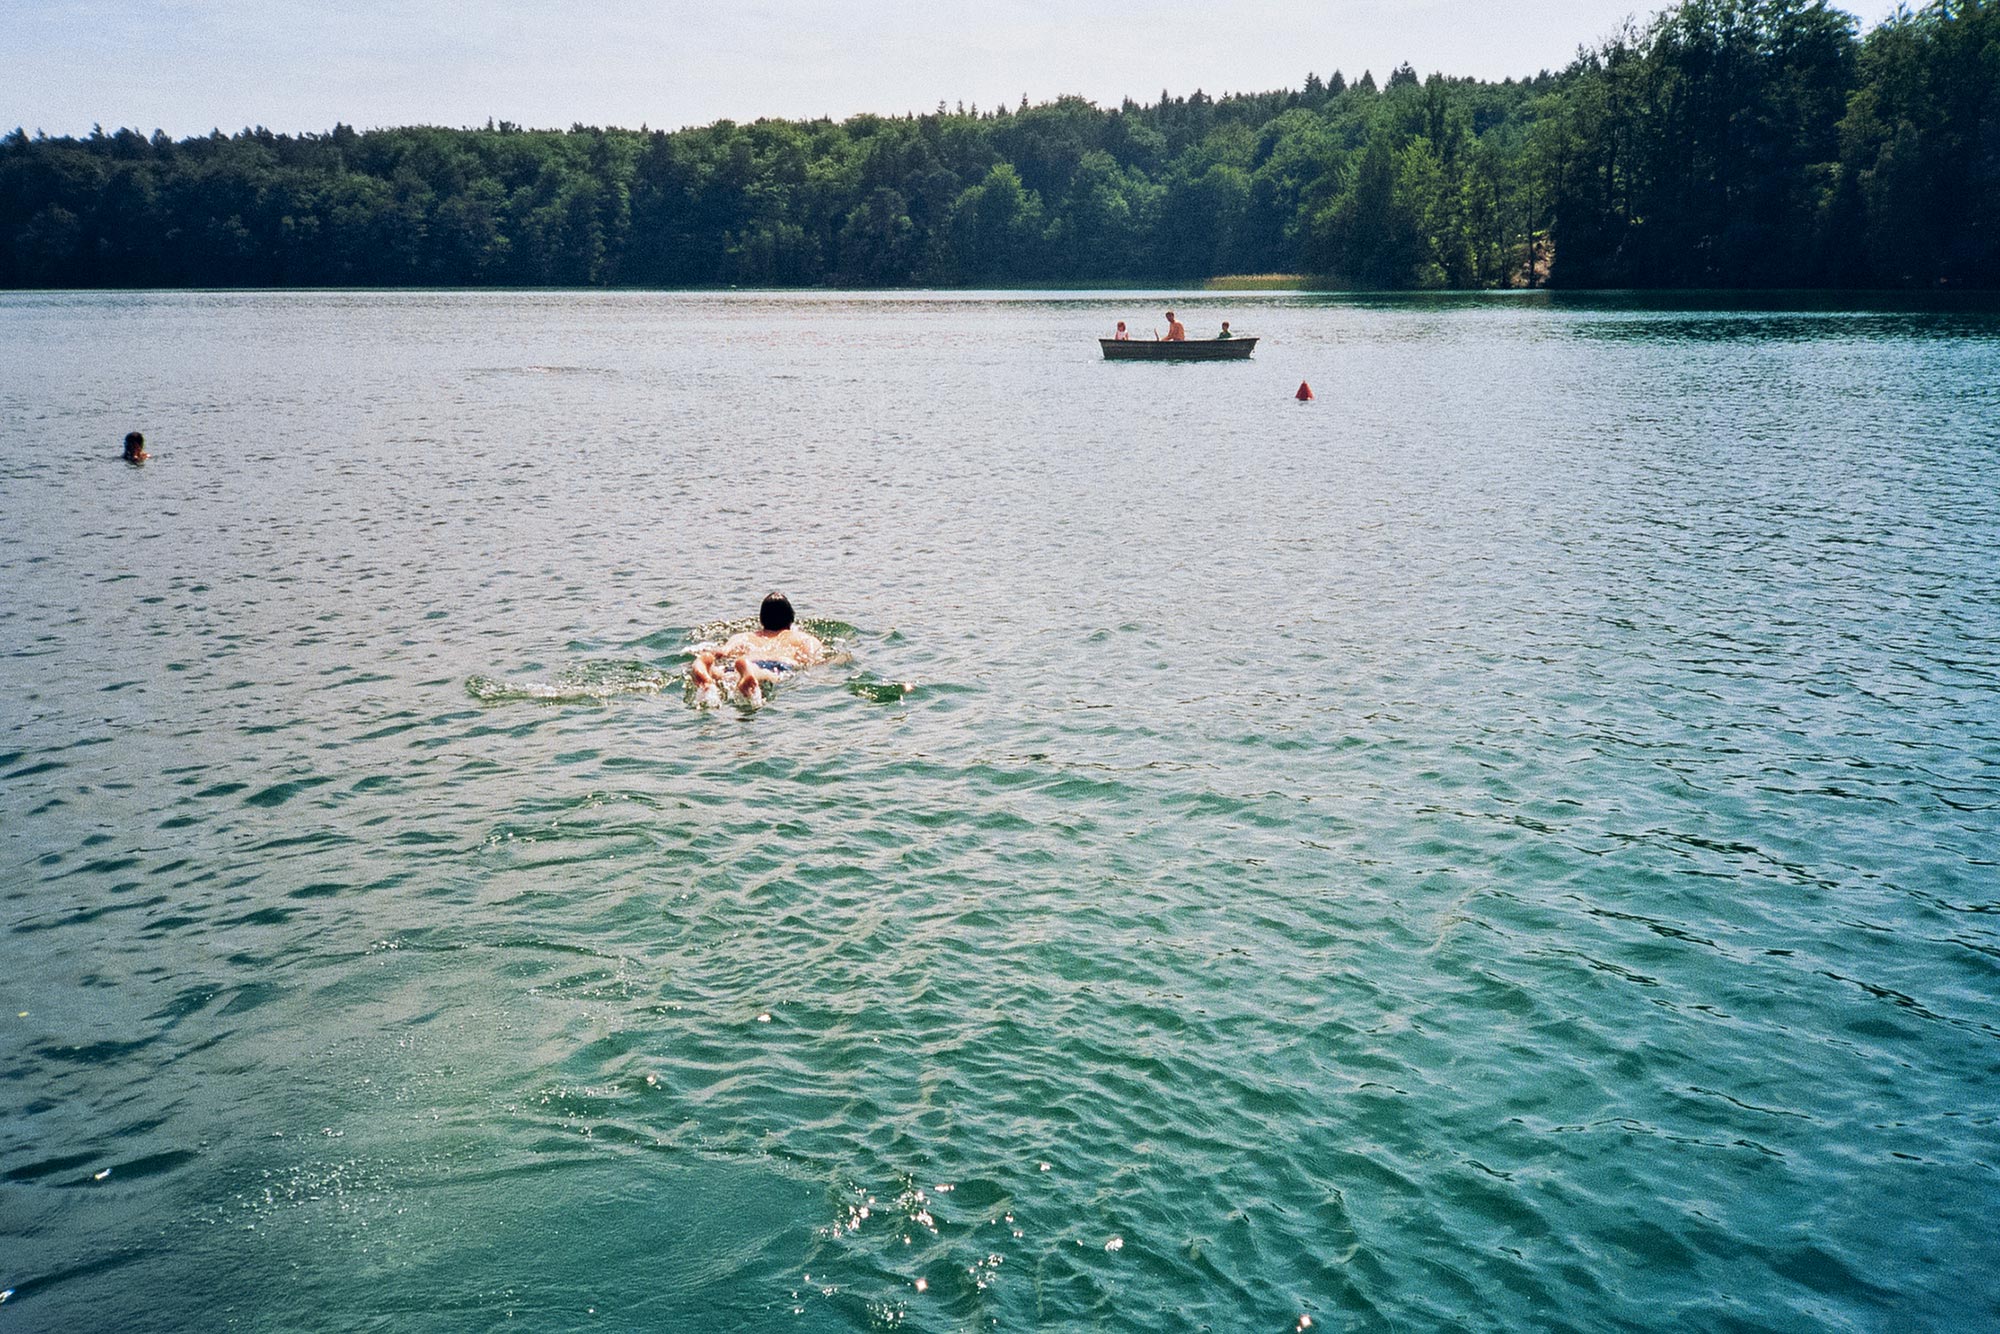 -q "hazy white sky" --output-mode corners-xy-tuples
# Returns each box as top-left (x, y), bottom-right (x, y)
(3, 0), (1906, 138)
